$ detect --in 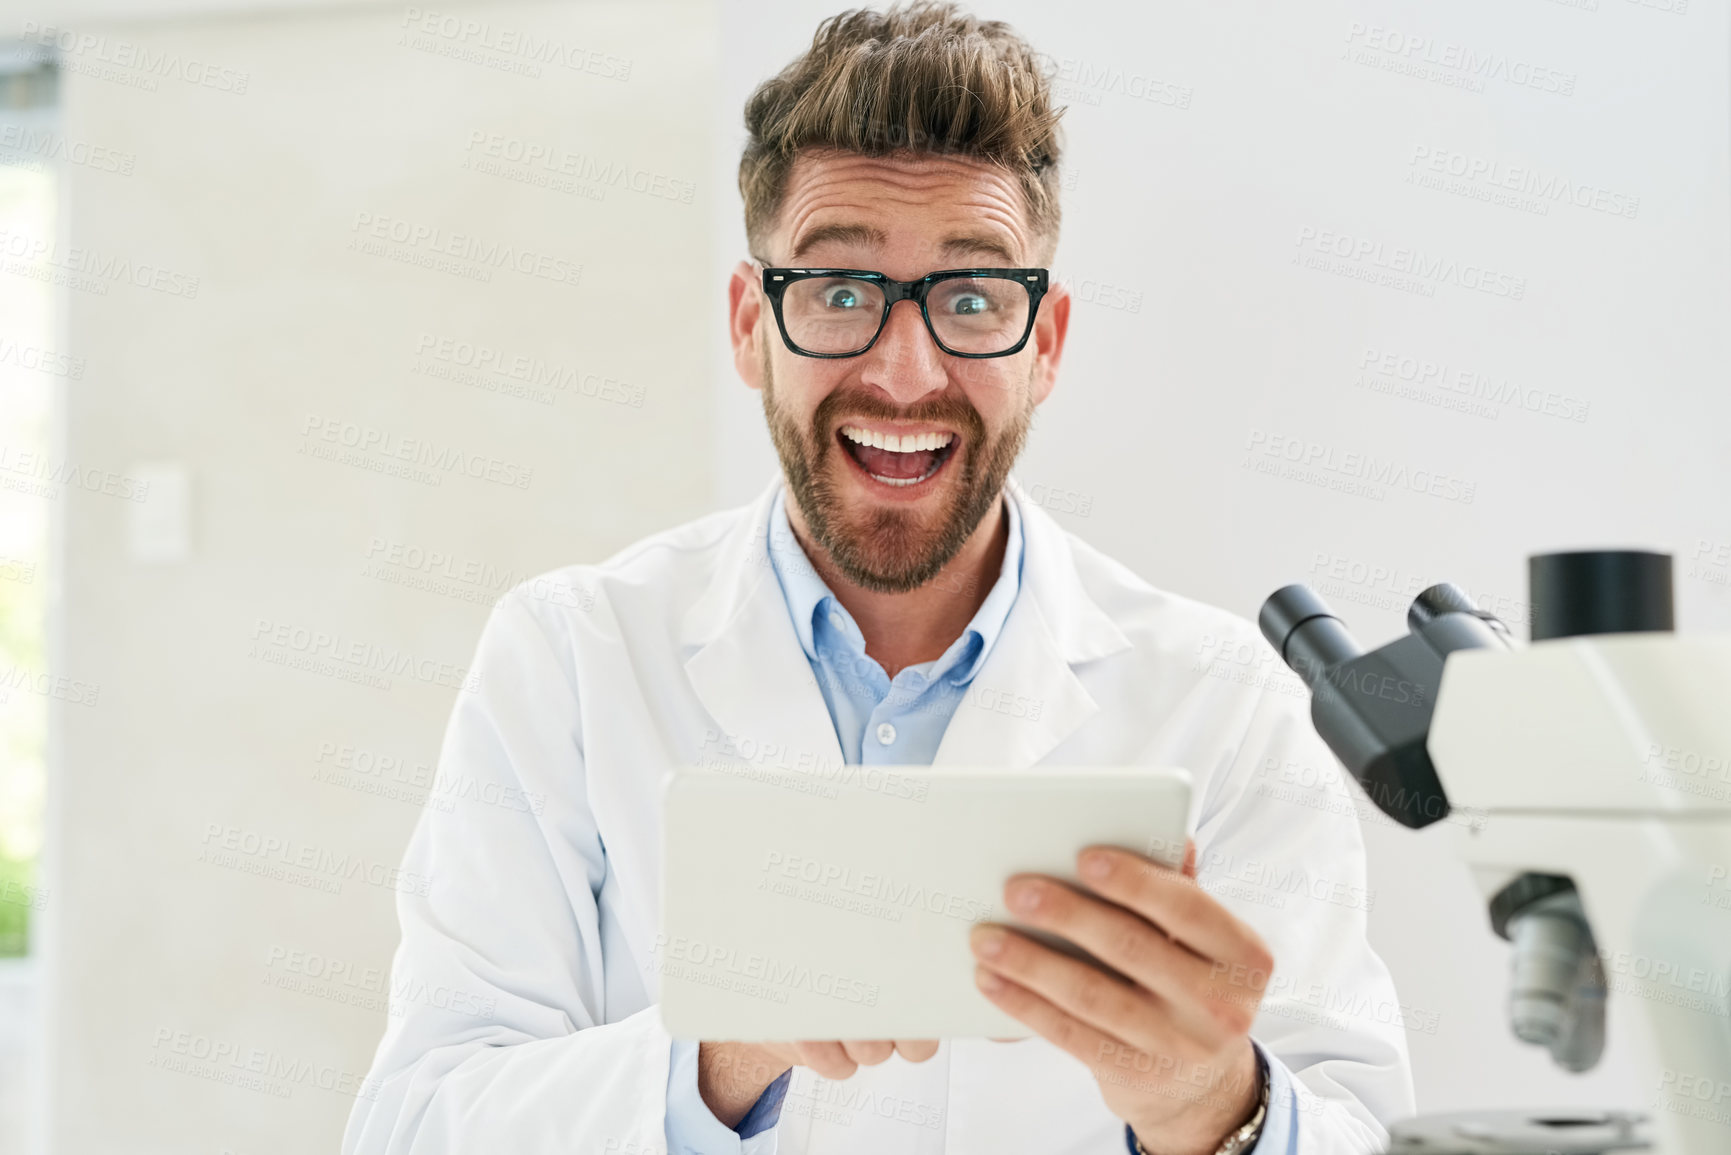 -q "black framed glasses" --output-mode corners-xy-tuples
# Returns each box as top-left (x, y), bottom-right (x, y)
(759, 265), (1049, 359)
